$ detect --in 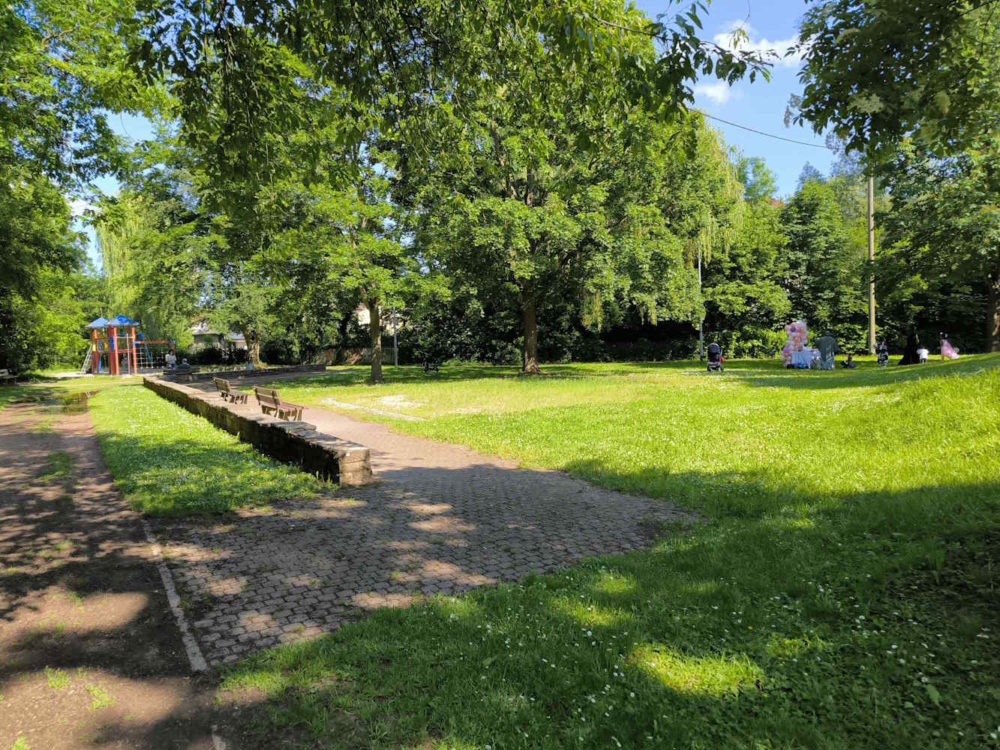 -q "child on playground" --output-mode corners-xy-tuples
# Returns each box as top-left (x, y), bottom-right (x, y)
(165, 350), (177, 369)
